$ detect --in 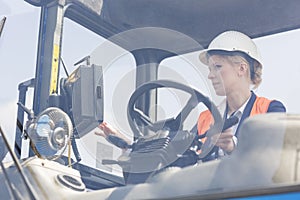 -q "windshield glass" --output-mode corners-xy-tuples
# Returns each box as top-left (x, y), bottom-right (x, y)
(84, 27), (300, 197)
(88, 30), (299, 197)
